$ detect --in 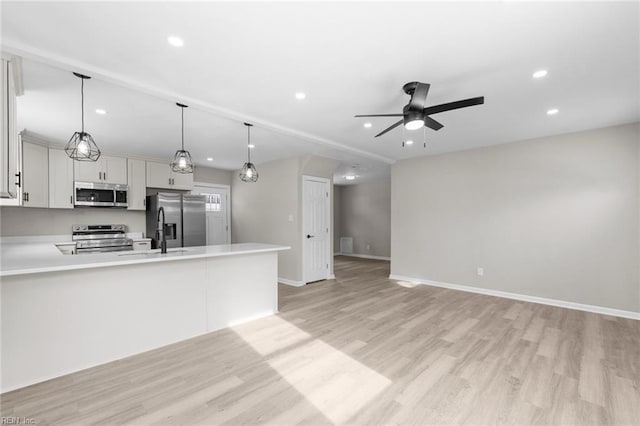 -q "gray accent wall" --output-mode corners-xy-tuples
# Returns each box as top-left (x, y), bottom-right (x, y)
(336, 181), (391, 258)
(194, 166), (233, 186)
(232, 155), (339, 283)
(391, 122), (640, 313)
